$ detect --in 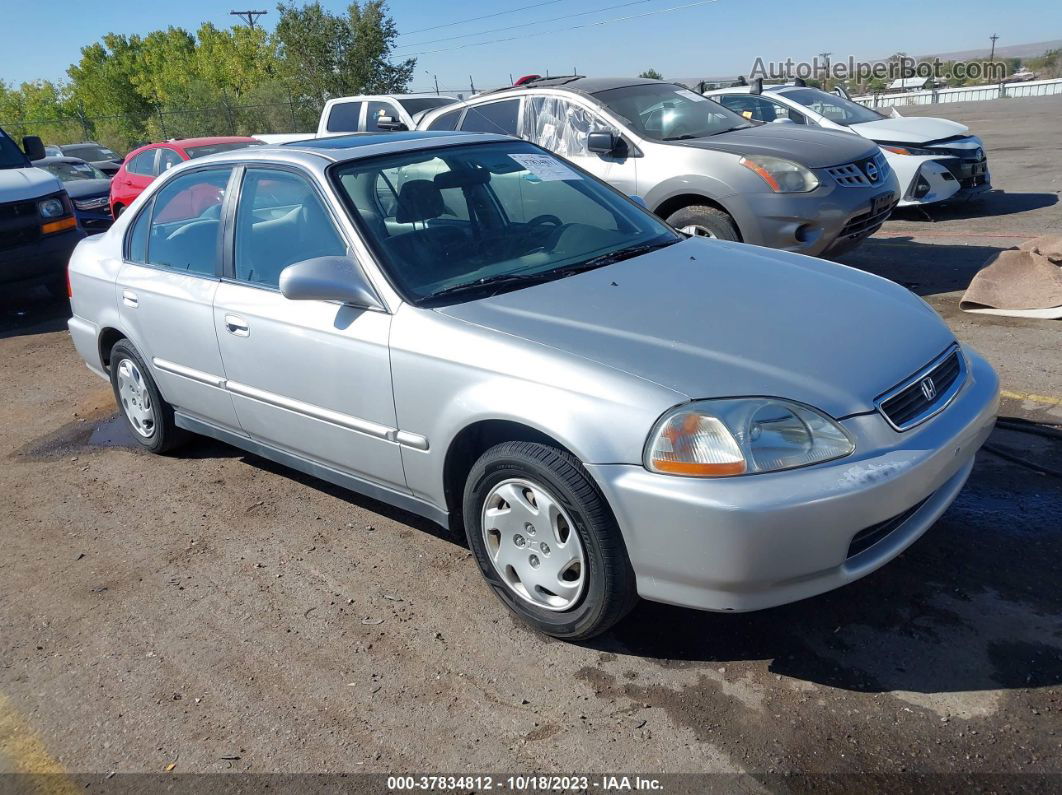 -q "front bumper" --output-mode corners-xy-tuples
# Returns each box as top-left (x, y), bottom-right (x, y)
(0, 227), (85, 287)
(586, 347), (999, 613)
(724, 178), (898, 258)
